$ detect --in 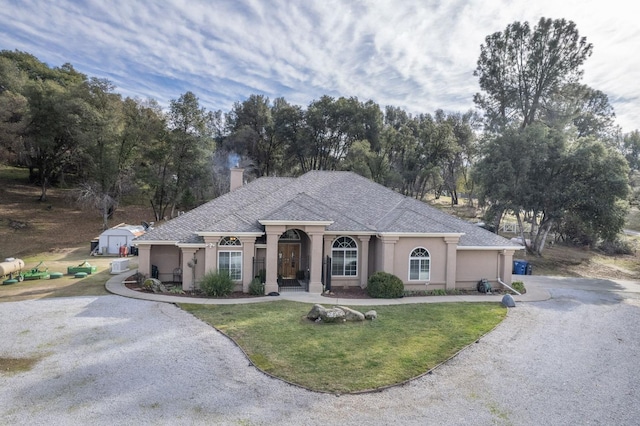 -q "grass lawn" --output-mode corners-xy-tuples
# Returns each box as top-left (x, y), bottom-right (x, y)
(181, 300), (506, 393)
